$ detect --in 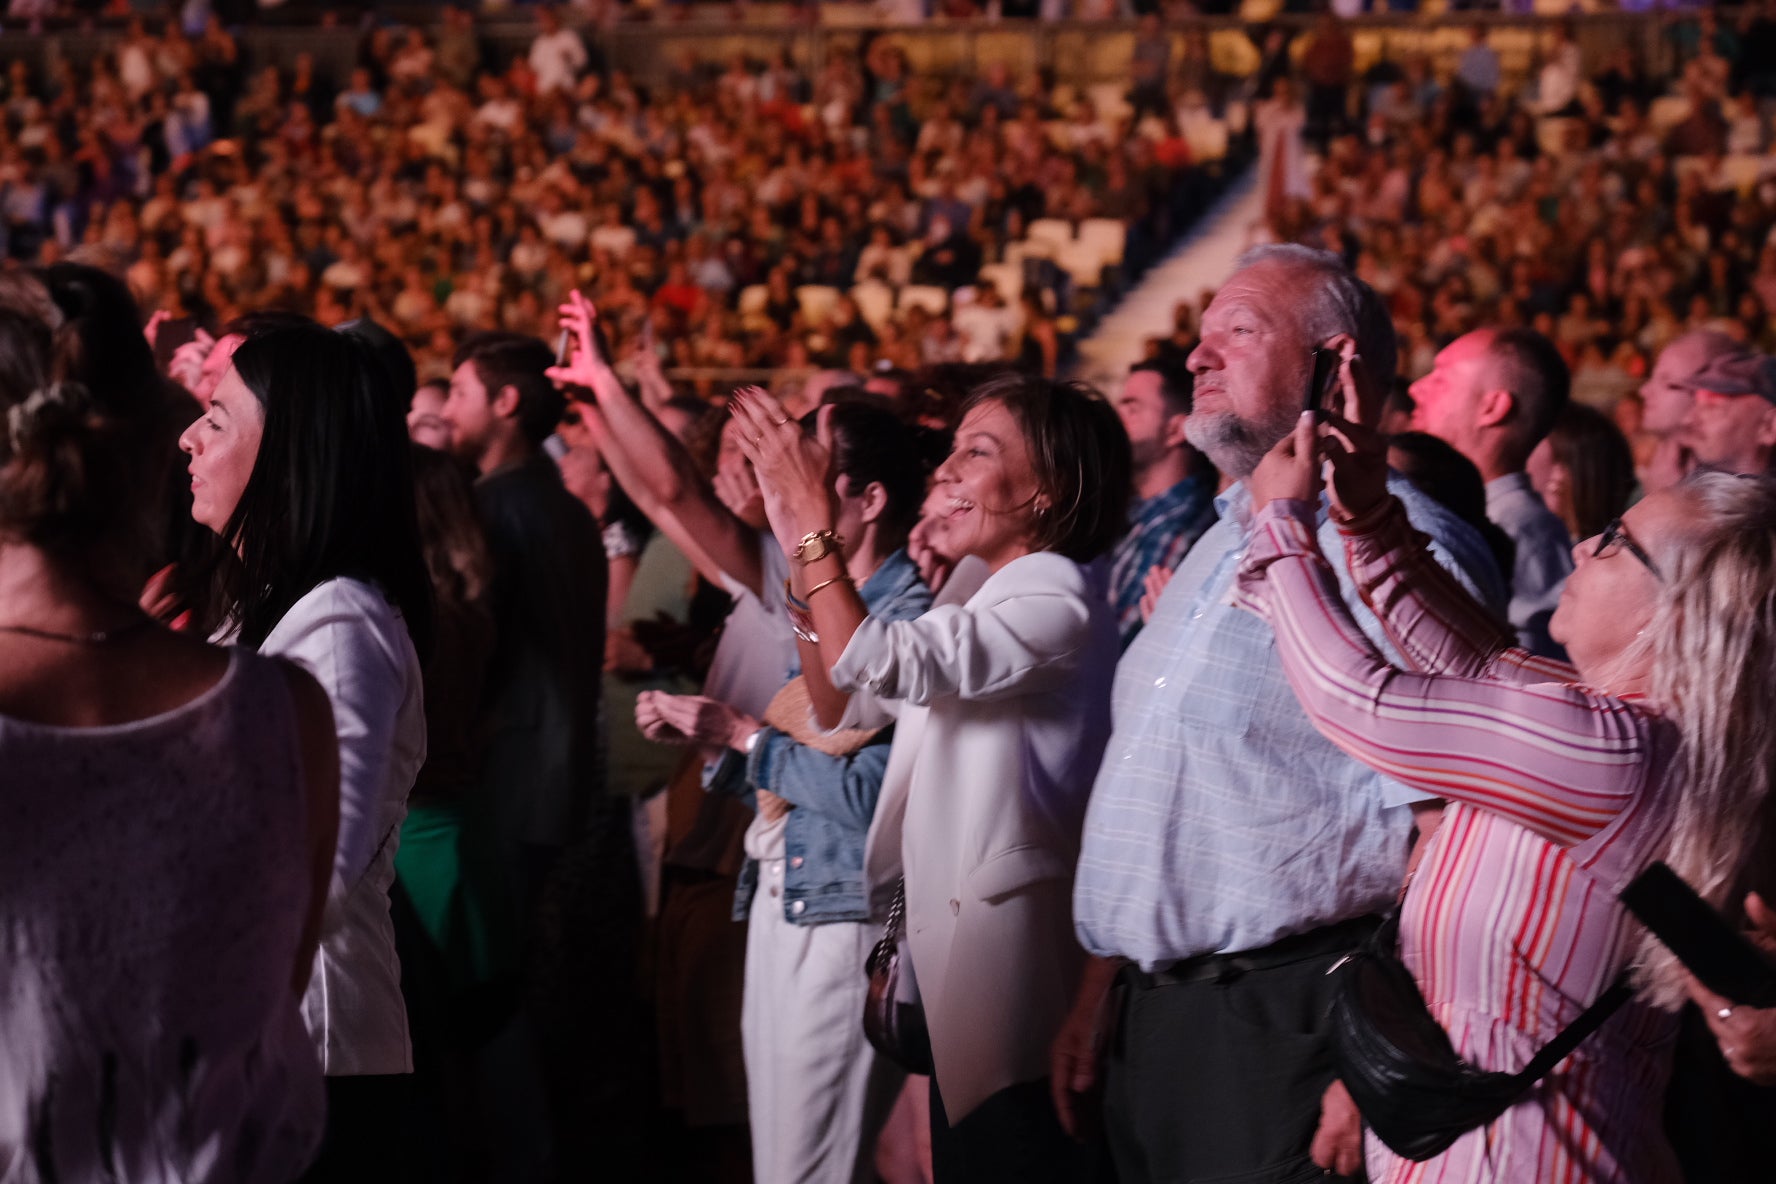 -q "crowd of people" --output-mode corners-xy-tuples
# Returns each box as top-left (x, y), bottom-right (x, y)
(0, 5), (1242, 400)
(1166, 4), (1776, 480)
(6, 6), (1776, 1184)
